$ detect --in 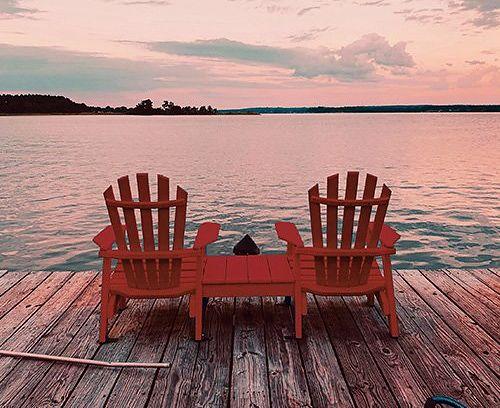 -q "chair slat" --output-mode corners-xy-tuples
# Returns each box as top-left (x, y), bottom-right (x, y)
(360, 184), (391, 282)
(339, 171), (359, 284)
(308, 184), (325, 284)
(104, 186), (137, 287)
(351, 174), (377, 283)
(137, 173), (158, 289)
(118, 176), (148, 289)
(326, 174), (339, 285)
(157, 175), (170, 288)
(171, 186), (188, 287)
